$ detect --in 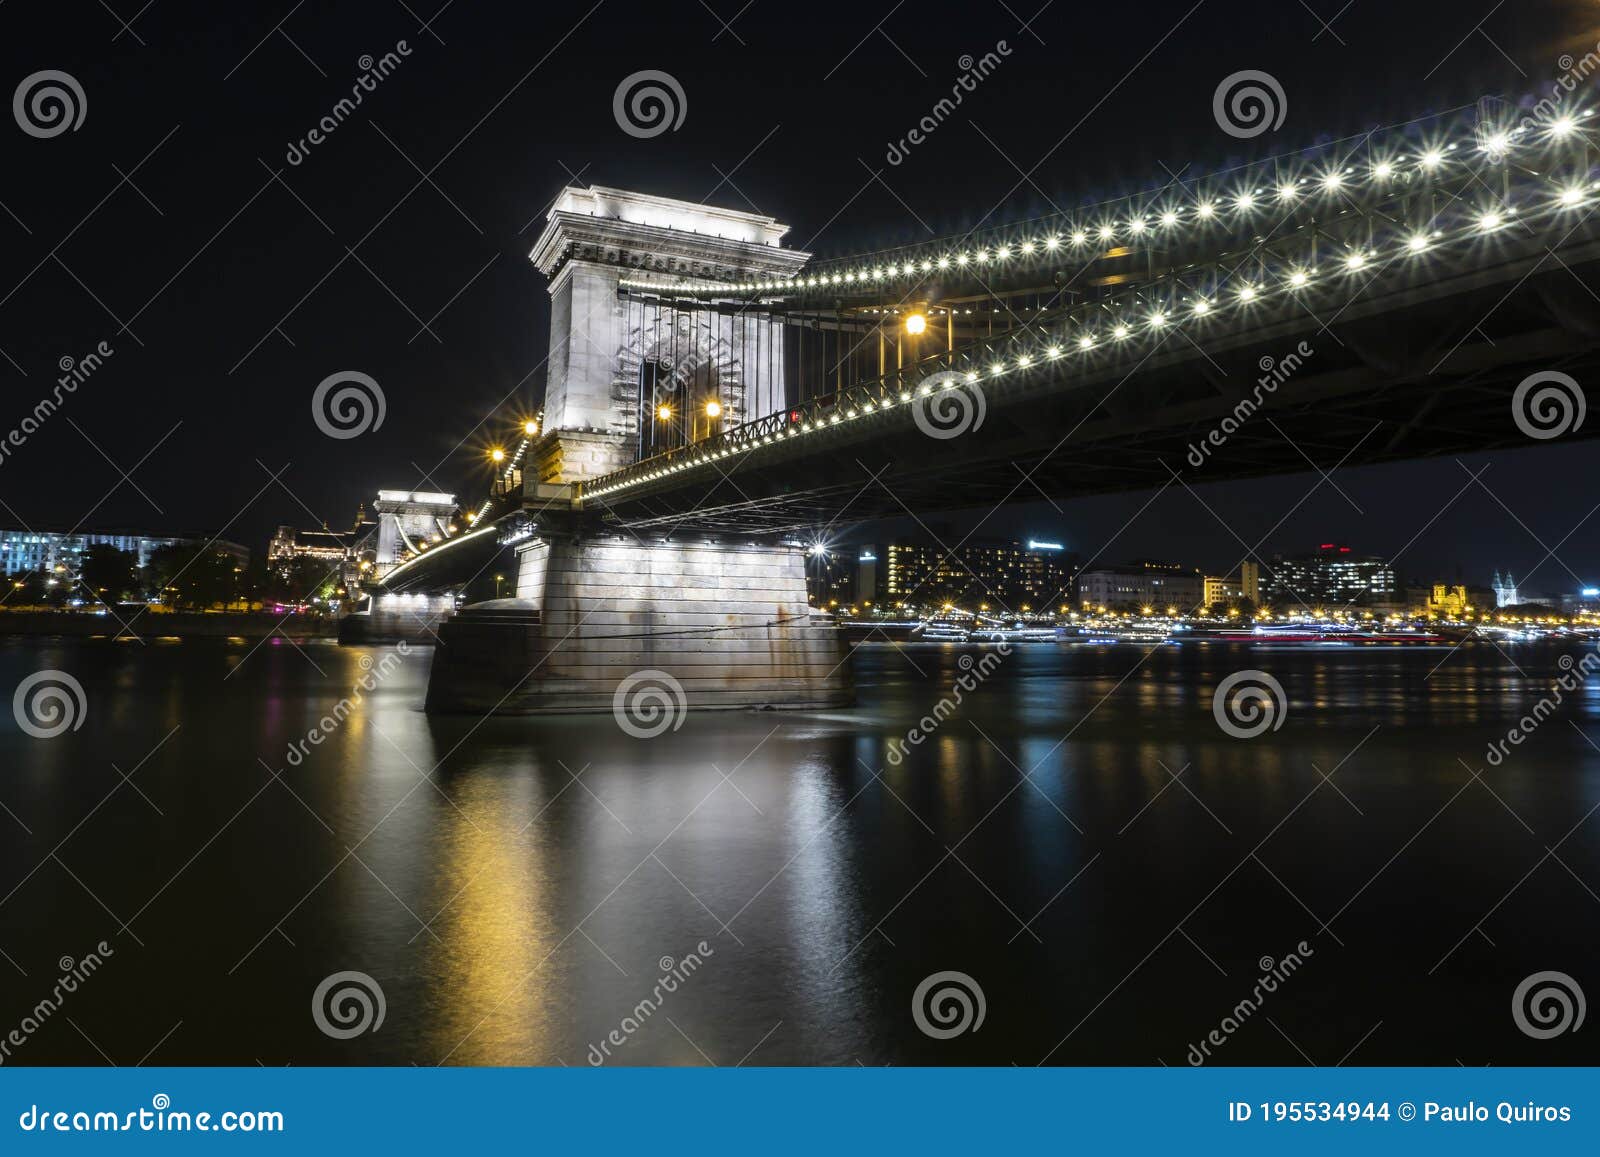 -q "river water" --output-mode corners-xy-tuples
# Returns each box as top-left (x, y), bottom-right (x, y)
(1, 637), (1596, 1066)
